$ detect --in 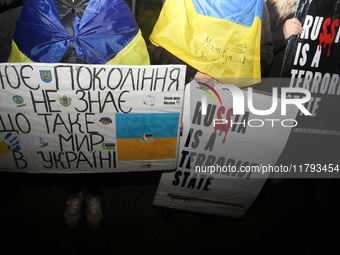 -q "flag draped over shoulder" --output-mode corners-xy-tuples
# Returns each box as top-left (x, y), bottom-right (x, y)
(150, 0), (263, 86)
(8, 0), (150, 65)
